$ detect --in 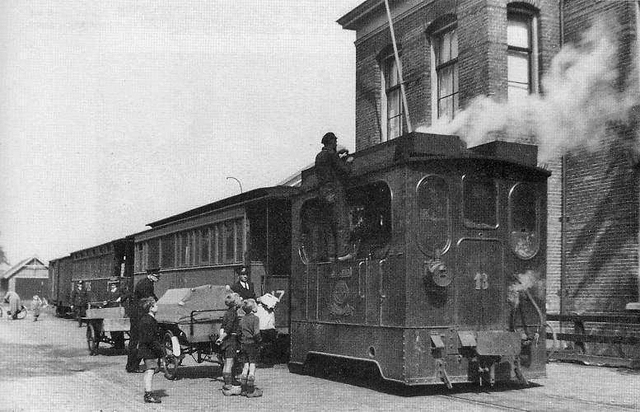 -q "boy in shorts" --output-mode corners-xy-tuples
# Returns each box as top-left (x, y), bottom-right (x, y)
(137, 297), (163, 403)
(239, 299), (262, 397)
(215, 292), (242, 396)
